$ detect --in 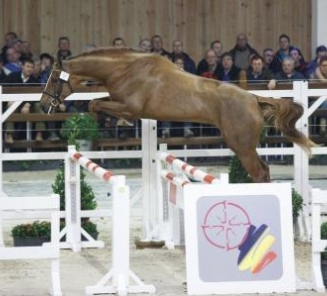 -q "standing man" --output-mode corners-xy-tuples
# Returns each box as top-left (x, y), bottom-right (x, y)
(229, 33), (259, 70)
(57, 36), (72, 66)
